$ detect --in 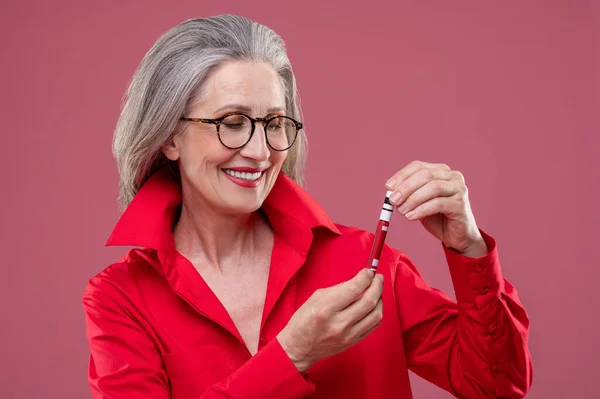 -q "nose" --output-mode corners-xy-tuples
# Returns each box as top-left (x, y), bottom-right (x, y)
(239, 122), (270, 161)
